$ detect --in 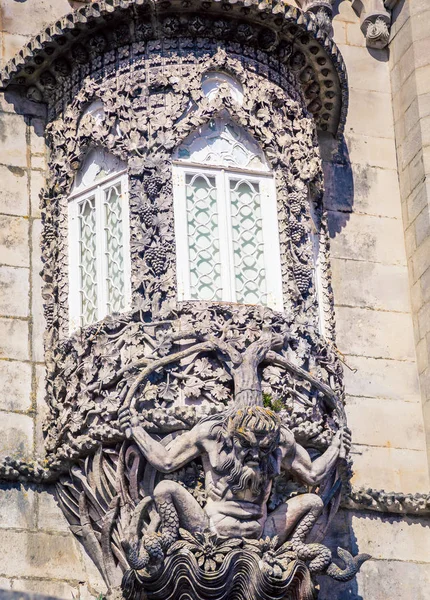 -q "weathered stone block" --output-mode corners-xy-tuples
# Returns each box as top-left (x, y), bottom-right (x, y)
(410, 0), (430, 17)
(400, 121), (423, 170)
(355, 559), (430, 600)
(336, 306), (416, 361)
(412, 233), (430, 282)
(0, 360), (32, 412)
(416, 335), (429, 374)
(0, 483), (36, 529)
(420, 261), (430, 303)
(405, 221), (417, 258)
(332, 19), (347, 45)
(342, 355), (421, 402)
(337, 45), (391, 93)
(0, 530), (85, 580)
(324, 163), (401, 219)
(30, 155), (46, 170)
(397, 44), (416, 89)
(346, 396), (427, 451)
(328, 212), (407, 265)
(393, 74), (417, 122)
(417, 299), (430, 340)
(0, 165), (28, 217)
(30, 171), (45, 218)
(351, 444), (430, 493)
(390, 16), (413, 66)
(0, 318), (29, 360)
(414, 204), (430, 247)
(345, 21), (366, 47)
(335, 0), (357, 23)
(0, 33), (30, 68)
(0, 215), (29, 268)
(0, 114), (27, 168)
(346, 90), (394, 139)
(351, 510), (430, 562)
(344, 132), (398, 169)
(37, 487), (71, 533)
(406, 177), (429, 225)
(418, 92), (430, 120)
(416, 65), (430, 96)
(331, 259), (411, 312)
(0, 266), (29, 318)
(30, 118), (47, 157)
(0, 413), (33, 461)
(12, 579), (79, 600)
(0, 0), (73, 36)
